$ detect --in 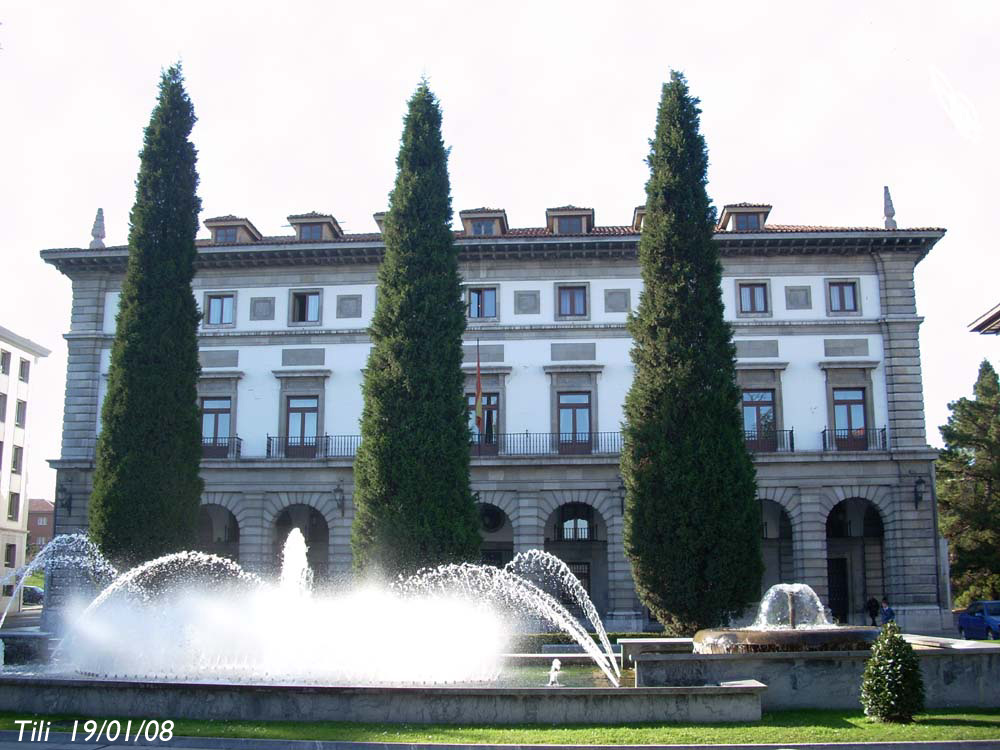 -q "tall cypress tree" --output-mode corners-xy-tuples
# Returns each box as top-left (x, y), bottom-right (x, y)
(937, 359), (1000, 606)
(351, 81), (480, 577)
(621, 72), (762, 633)
(88, 65), (203, 563)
